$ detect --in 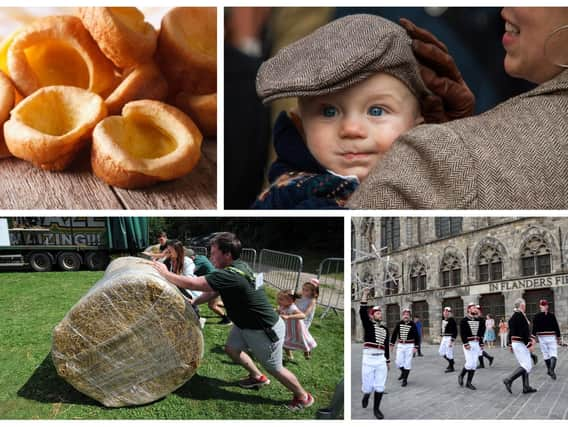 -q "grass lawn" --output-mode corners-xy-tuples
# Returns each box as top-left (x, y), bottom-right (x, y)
(0, 271), (343, 419)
